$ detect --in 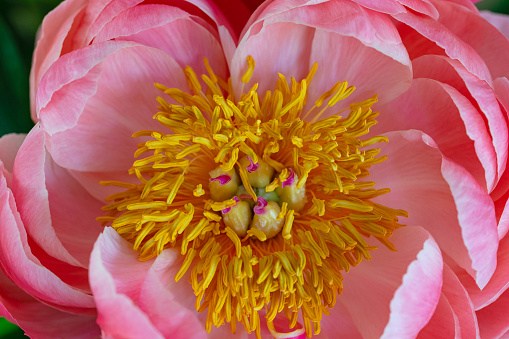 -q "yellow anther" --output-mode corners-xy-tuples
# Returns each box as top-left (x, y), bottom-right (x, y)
(241, 55), (255, 83)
